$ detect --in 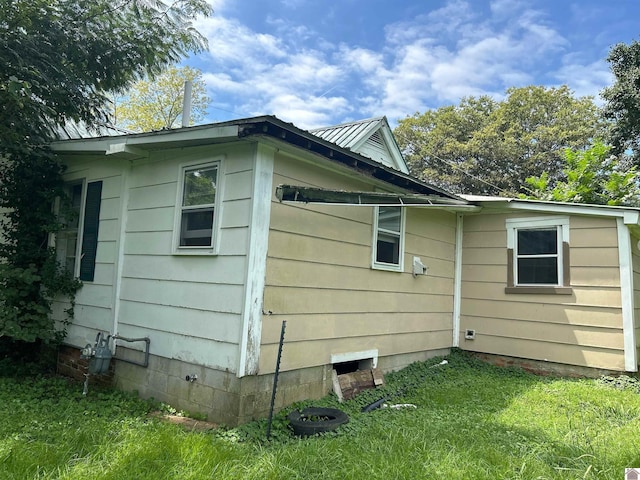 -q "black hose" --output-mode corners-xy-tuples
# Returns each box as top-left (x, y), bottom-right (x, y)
(361, 397), (386, 412)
